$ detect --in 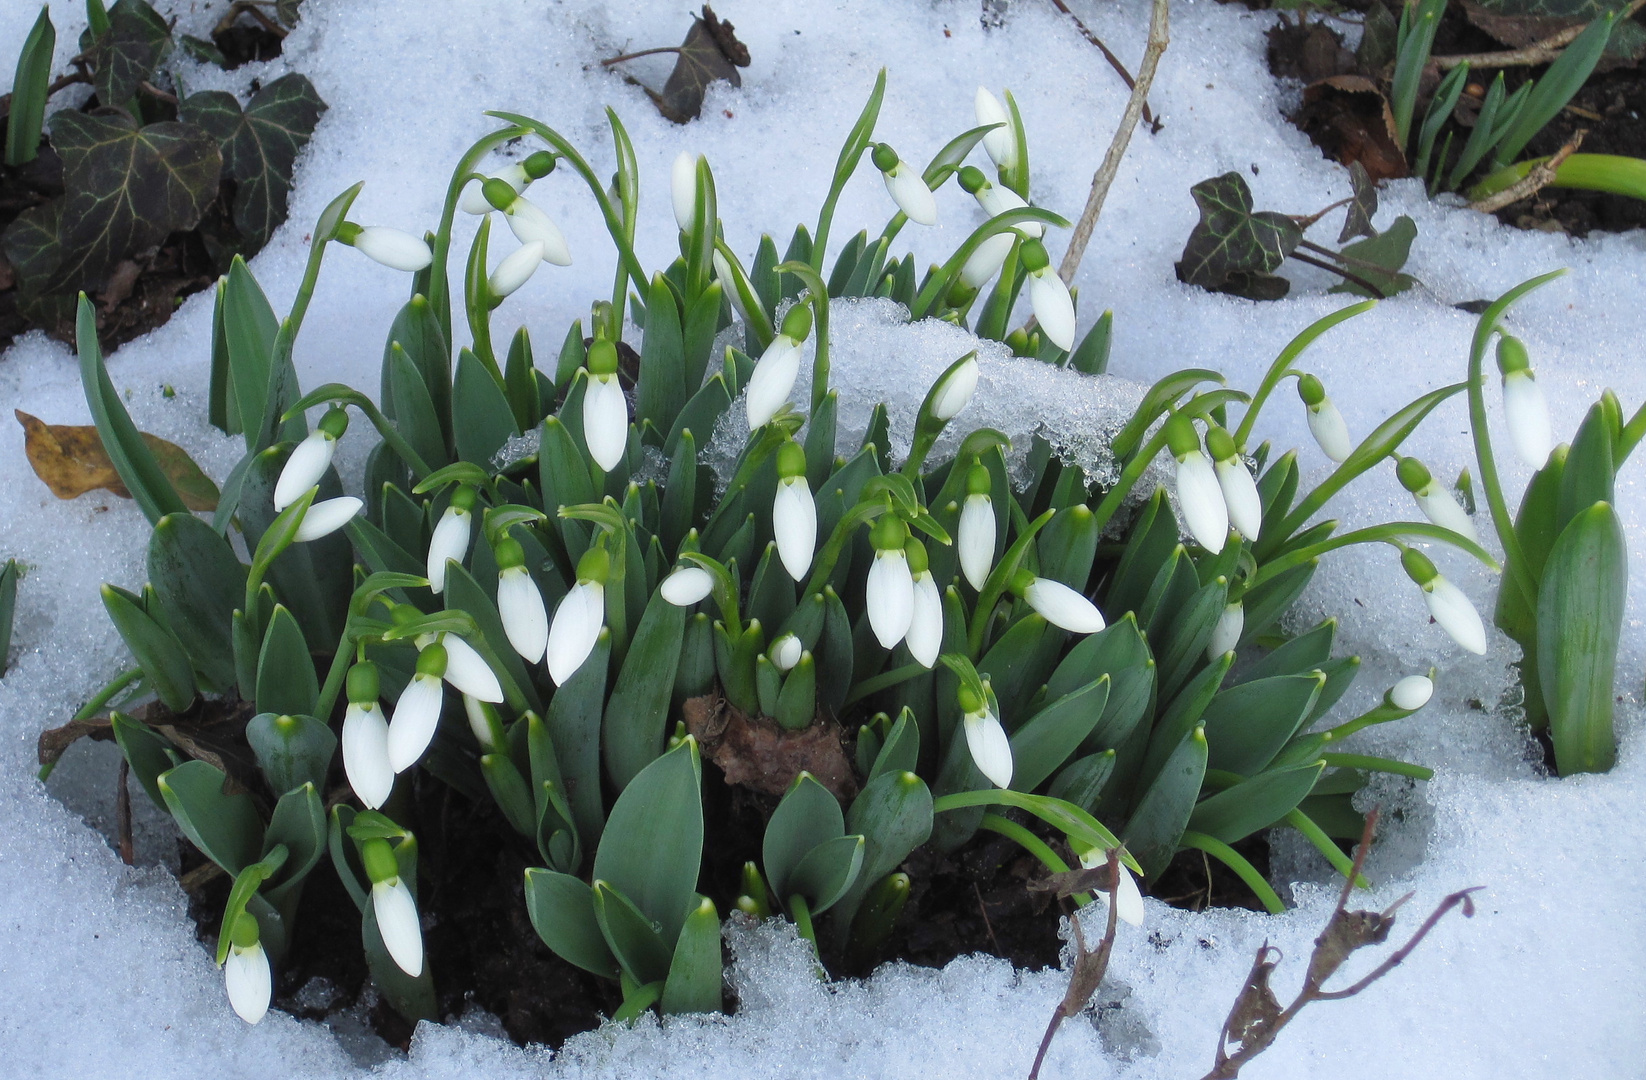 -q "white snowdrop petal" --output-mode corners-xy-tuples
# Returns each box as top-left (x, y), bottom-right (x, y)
(1391, 674), (1434, 711)
(977, 183), (1042, 238)
(1415, 486), (1479, 545)
(974, 86), (1015, 169)
(1115, 866), (1146, 926)
(373, 879), (424, 977)
(713, 251), (752, 325)
(1215, 457), (1263, 539)
(441, 634), (504, 703)
(959, 231), (1015, 290)
(583, 375), (630, 472)
(773, 634), (803, 672)
(906, 573), (944, 668)
(1308, 399), (1354, 463)
(930, 356), (980, 421)
(426, 507), (472, 594)
(488, 241), (545, 297)
(458, 181), (493, 215)
(885, 164), (938, 226)
(1176, 451), (1229, 554)
(546, 582), (604, 685)
(671, 151), (697, 232)
(661, 566), (714, 606)
(745, 336), (801, 430)
(387, 674), (445, 772)
(773, 478), (817, 581)
(959, 494), (997, 591)
(866, 550), (915, 649)
(464, 693), (496, 750)
(342, 702), (394, 809)
(1504, 371), (1553, 468)
(505, 198), (572, 265)
(1024, 578), (1105, 634)
(1028, 271), (1076, 352)
(497, 566), (549, 661)
(1425, 576), (1488, 655)
(1207, 601), (1244, 660)
(224, 943), (272, 1025)
(354, 226), (432, 271)
(964, 710), (1013, 788)
(273, 432), (334, 512)
(293, 497), (361, 542)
